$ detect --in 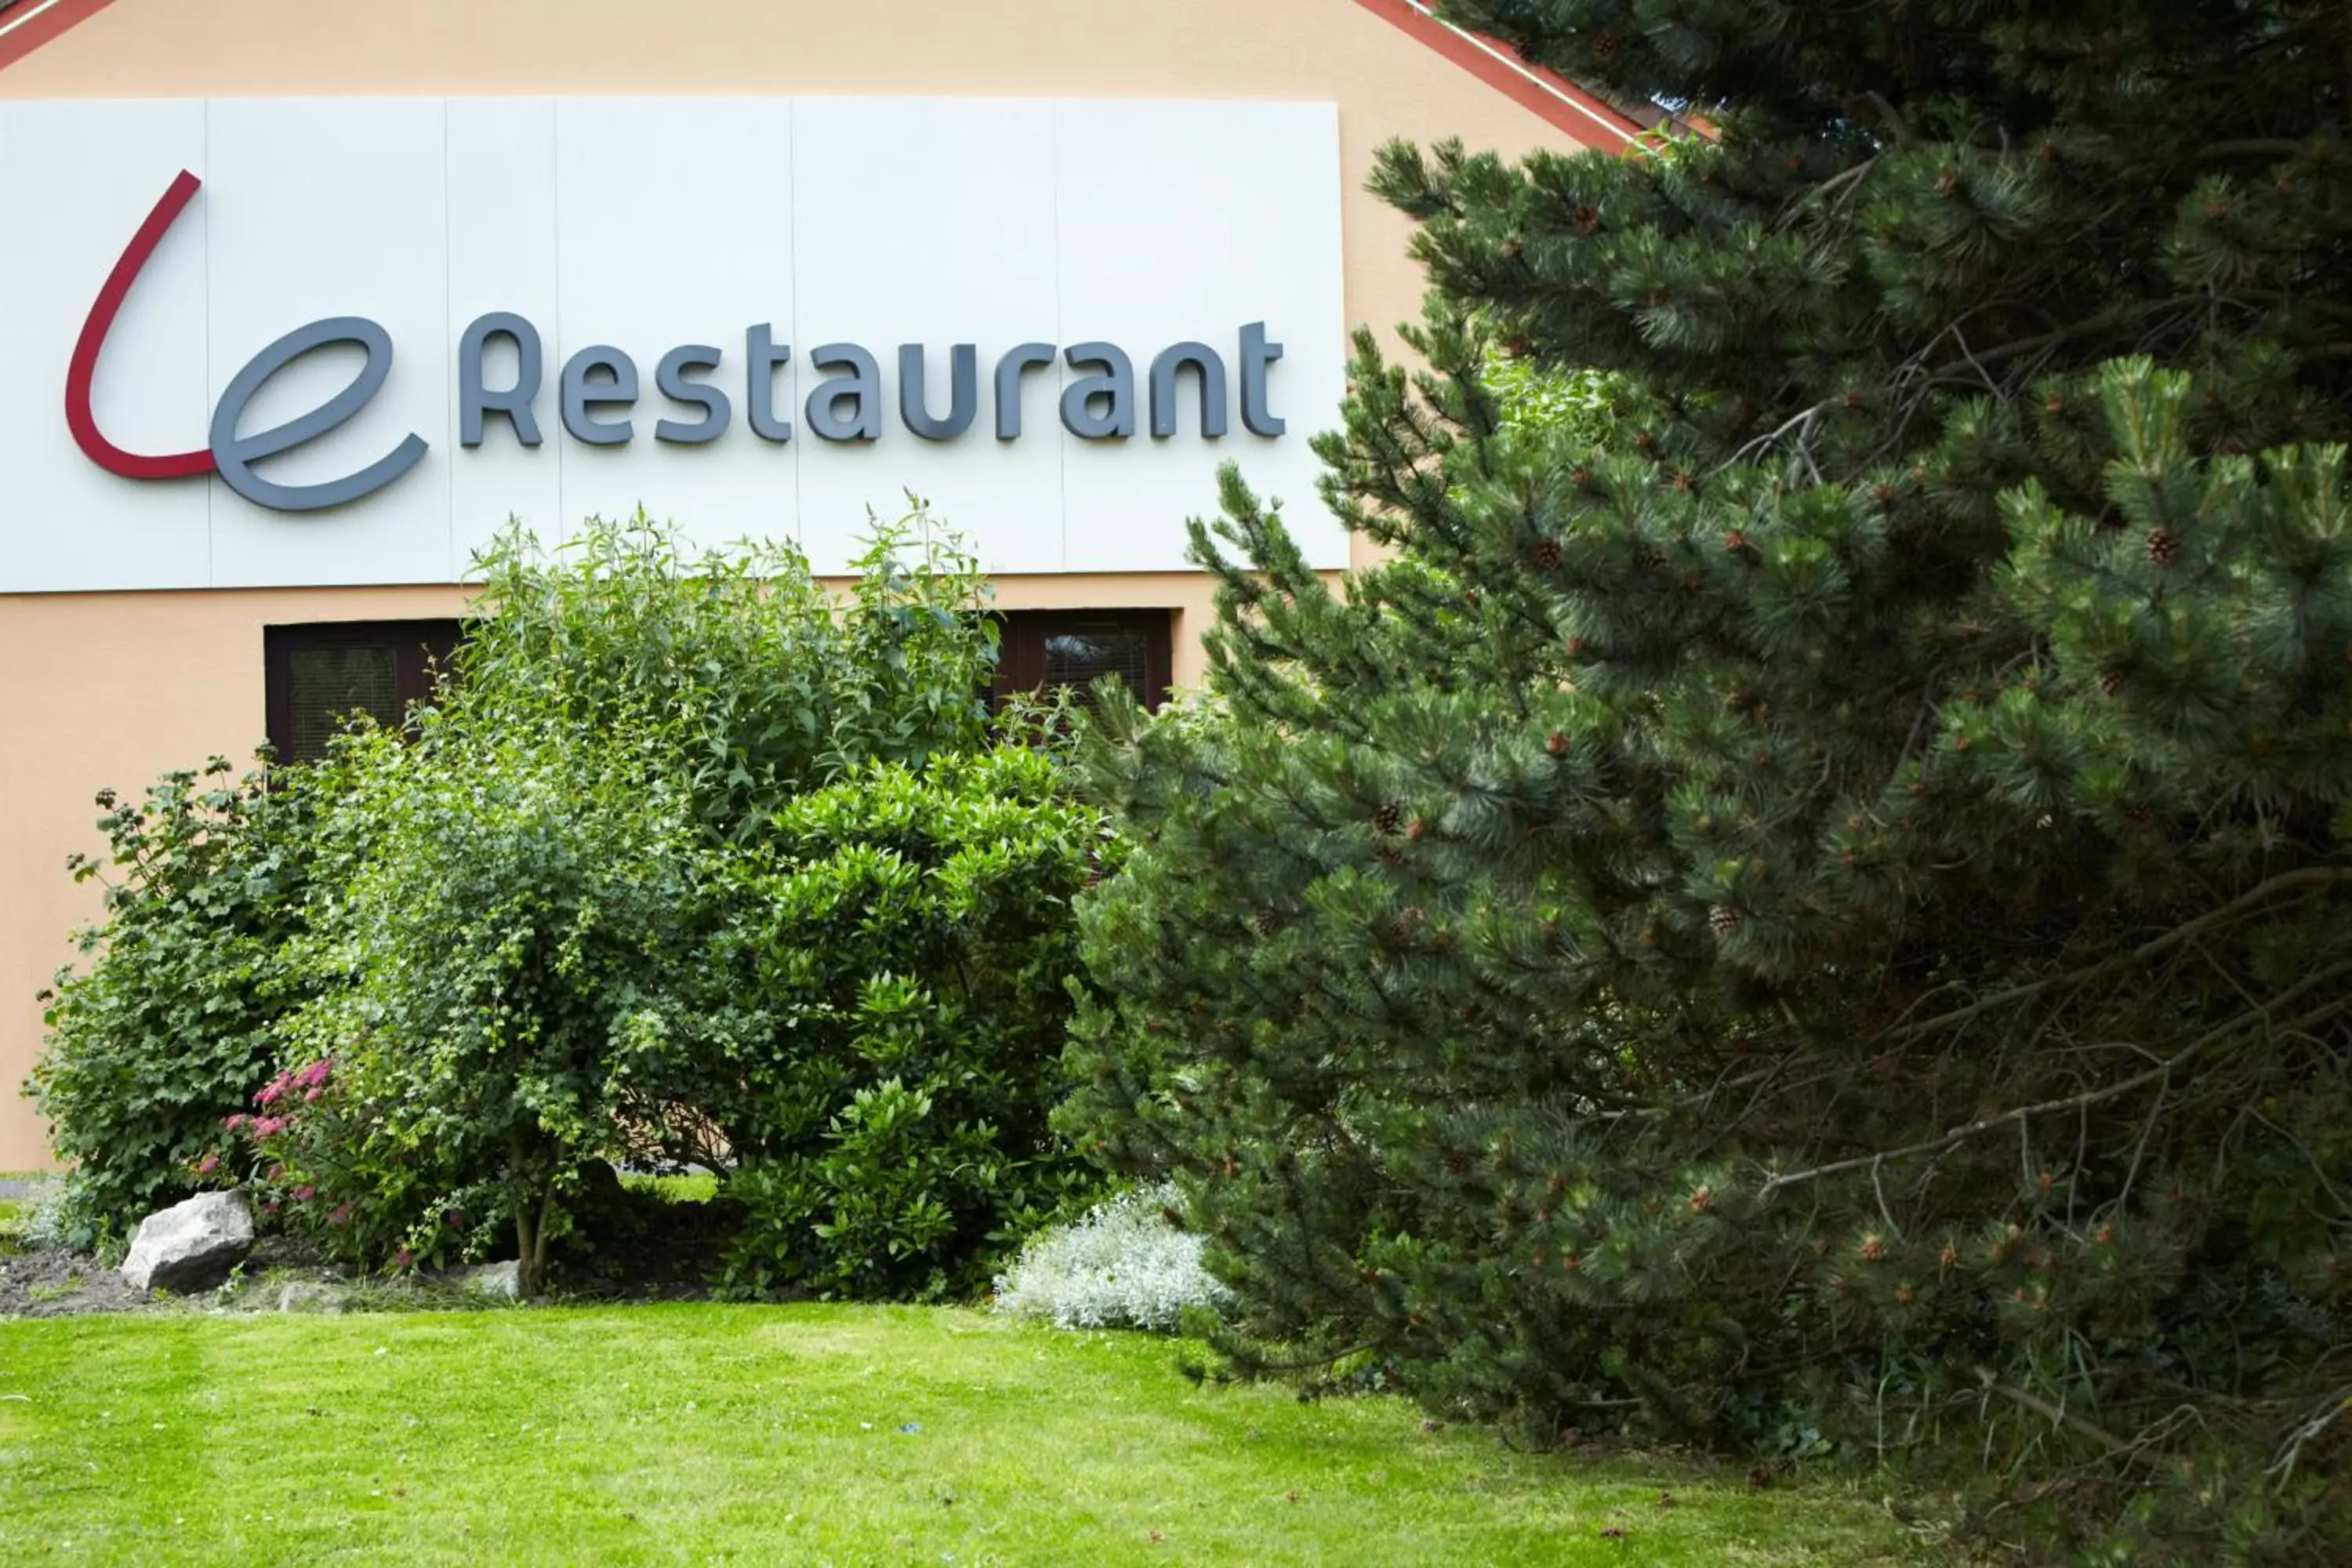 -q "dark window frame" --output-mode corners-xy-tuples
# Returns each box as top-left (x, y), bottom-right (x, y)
(993, 608), (1174, 711)
(263, 619), (465, 765)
